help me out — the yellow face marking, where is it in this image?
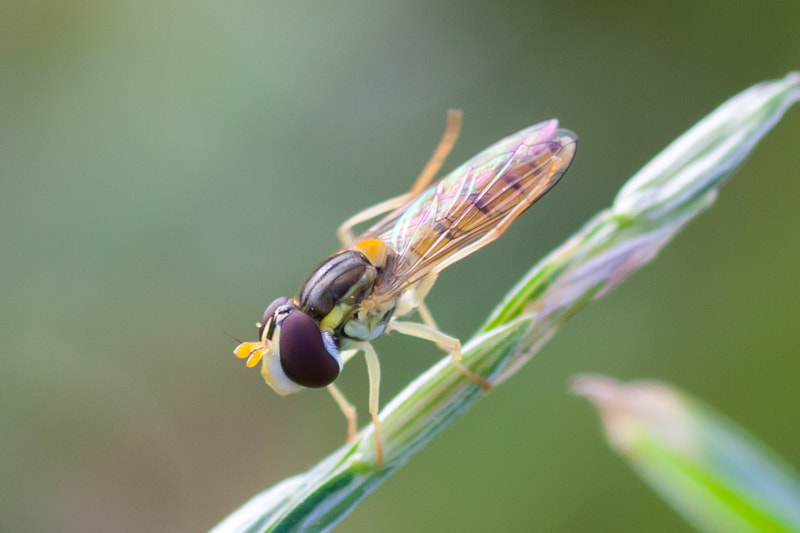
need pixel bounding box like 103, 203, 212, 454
353, 238, 387, 268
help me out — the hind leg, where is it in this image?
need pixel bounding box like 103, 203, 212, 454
337, 110, 463, 246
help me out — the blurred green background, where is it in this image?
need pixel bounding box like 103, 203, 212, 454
2, 1, 798, 531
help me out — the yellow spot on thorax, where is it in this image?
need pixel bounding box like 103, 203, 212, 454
353, 238, 387, 268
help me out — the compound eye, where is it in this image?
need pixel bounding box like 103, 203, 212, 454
279, 311, 340, 388
258, 296, 290, 338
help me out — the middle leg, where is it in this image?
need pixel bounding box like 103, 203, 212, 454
387, 320, 492, 391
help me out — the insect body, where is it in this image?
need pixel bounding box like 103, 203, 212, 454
235, 111, 577, 465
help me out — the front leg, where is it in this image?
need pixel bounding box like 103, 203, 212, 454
327, 383, 357, 444
354, 341, 385, 466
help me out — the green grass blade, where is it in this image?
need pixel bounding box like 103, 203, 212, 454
213, 72, 800, 532
574, 376, 800, 533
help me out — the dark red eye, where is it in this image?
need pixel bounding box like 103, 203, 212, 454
279, 311, 340, 388
258, 297, 290, 338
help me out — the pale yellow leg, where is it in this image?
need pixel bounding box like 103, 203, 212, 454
412, 274, 447, 349
327, 383, 357, 443
358, 342, 385, 466
393, 272, 439, 318
337, 194, 412, 246
340, 348, 360, 365
415, 301, 439, 331
411, 272, 438, 305
407, 109, 463, 196
336, 109, 463, 246
394, 272, 448, 349
387, 320, 492, 391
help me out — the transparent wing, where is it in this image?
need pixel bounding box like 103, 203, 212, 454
355, 120, 578, 298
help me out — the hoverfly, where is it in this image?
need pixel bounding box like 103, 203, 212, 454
235, 111, 577, 465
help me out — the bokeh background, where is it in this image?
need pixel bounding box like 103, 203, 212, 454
2, 1, 799, 531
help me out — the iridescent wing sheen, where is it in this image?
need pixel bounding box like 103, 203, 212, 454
356, 120, 577, 298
